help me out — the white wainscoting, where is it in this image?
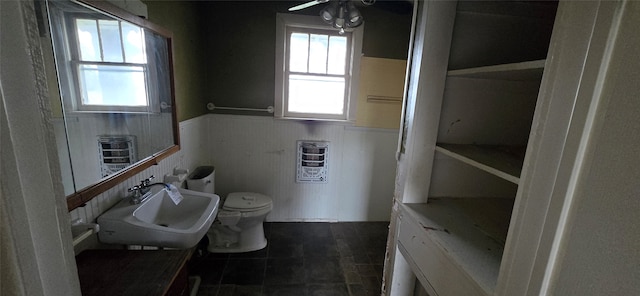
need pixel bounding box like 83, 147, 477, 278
68, 112, 398, 251
207, 114, 398, 222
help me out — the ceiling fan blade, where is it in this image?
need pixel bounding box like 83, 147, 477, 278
288, 0, 328, 12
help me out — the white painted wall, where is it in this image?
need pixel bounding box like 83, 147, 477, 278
339, 126, 398, 221
207, 114, 397, 222
1, 1, 80, 294
547, 2, 640, 293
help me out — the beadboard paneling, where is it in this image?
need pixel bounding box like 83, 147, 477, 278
69, 113, 398, 252
208, 114, 398, 222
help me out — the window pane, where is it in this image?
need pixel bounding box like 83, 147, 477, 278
75, 19, 101, 62
328, 36, 347, 75
78, 64, 147, 106
288, 74, 344, 114
289, 33, 308, 72
98, 20, 123, 63
121, 22, 146, 63
308, 34, 328, 74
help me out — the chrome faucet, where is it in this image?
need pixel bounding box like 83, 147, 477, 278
127, 175, 169, 204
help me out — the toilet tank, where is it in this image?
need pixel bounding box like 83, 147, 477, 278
186, 166, 215, 194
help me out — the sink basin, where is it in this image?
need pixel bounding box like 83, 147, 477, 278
97, 188, 219, 248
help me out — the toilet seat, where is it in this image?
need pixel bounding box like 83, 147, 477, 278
223, 192, 272, 212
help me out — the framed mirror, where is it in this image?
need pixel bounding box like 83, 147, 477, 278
45, 0, 179, 211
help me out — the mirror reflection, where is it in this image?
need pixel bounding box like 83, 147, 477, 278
46, 0, 176, 197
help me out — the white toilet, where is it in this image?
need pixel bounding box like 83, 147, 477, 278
207, 192, 272, 253
184, 166, 272, 253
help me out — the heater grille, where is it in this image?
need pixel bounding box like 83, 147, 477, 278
97, 135, 137, 177
296, 140, 329, 183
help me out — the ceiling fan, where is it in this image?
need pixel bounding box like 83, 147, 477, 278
288, 0, 331, 12
288, 0, 377, 33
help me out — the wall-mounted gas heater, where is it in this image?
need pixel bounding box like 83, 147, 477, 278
97, 135, 137, 177
296, 140, 329, 183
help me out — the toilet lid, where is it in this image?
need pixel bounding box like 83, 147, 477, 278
223, 192, 272, 211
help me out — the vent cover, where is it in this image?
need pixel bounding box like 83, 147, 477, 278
97, 135, 137, 177
296, 140, 329, 183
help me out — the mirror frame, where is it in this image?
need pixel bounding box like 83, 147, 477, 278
63, 0, 180, 211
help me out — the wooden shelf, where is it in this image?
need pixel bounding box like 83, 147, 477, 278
447, 59, 545, 81
399, 198, 515, 295
435, 143, 525, 184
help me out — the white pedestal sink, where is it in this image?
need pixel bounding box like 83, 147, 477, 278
97, 187, 219, 248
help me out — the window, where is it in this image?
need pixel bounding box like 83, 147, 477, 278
72, 18, 148, 111
69, 17, 152, 112
275, 14, 363, 121
51, 11, 157, 113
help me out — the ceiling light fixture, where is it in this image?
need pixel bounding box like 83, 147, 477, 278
289, 0, 375, 34
319, 0, 364, 34
320, 0, 364, 34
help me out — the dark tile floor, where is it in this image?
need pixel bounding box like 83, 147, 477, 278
189, 222, 389, 296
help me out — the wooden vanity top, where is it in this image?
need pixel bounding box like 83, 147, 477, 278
75, 249, 190, 296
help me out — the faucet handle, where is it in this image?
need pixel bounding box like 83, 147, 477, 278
140, 175, 155, 187
128, 185, 142, 192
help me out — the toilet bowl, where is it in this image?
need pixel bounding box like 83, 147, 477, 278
207, 192, 272, 253
183, 166, 272, 253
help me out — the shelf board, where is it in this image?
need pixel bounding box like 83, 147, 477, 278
435, 143, 525, 184
401, 197, 515, 295
447, 59, 545, 81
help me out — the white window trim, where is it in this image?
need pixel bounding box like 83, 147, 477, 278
55, 12, 159, 114
275, 13, 363, 122
70, 16, 154, 113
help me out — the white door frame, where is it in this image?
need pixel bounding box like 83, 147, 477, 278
1, 1, 80, 295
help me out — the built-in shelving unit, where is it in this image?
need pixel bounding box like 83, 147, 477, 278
393, 1, 559, 295
434, 59, 545, 185
435, 143, 525, 184
447, 59, 545, 81
399, 197, 514, 295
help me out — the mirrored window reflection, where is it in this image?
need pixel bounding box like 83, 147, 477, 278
78, 64, 147, 106
47, 0, 177, 197
122, 22, 146, 63
75, 19, 101, 61
98, 20, 123, 62
74, 18, 148, 109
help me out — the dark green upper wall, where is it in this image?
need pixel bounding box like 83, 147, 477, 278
144, 0, 207, 122
359, 1, 414, 59
204, 1, 413, 115
144, 1, 412, 118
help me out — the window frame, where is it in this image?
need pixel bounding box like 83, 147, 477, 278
60, 12, 158, 113
275, 13, 363, 121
